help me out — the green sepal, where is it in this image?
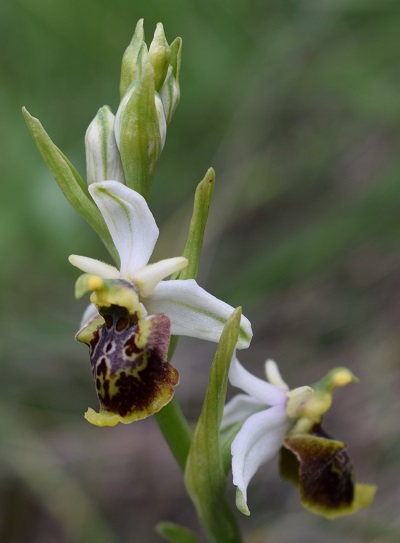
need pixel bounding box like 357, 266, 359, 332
184, 308, 242, 543
116, 62, 163, 198
156, 522, 201, 543
281, 430, 376, 519
169, 37, 182, 81
148, 23, 170, 92
22, 108, 118, 263
119, 19, 148, 99
174, 168, 215, 281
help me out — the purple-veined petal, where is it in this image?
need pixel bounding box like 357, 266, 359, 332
69, 255, 120, 279
229, 357, 287, 406
222, 393, 263, 428
89, 181, 159, 274
131, 257, 188, 297
231, 405, 289, 515
145, 279, 252, 349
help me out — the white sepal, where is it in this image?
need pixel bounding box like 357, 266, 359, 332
89, 181, 159, 275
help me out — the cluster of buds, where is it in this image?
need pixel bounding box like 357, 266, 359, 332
85, 19, 181, 197
23, 21, 252, 427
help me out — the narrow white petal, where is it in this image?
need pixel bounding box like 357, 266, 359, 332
231, 405, 289, 515
265, 359, 289, 390
229, 357, 287, 406
68, 254, 120, 279
80, 303, 100, 328
145, 279, 252, 348
131, 257, 188, 297
89, 181, 159, 274
222, 393, 263, 429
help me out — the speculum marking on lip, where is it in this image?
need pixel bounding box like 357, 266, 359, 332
80, 303, 178, 421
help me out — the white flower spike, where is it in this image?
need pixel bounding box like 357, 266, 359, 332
69, 180, 253, 348
222, 357, 376, 519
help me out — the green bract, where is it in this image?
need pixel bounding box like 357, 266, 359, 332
185, 309, 243, 543
22, 107, 118, 262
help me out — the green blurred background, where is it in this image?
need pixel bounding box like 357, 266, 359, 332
1, 0, 399, 541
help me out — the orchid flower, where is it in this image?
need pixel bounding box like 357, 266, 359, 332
222, 356, 376, 519
69, 180, 252, 427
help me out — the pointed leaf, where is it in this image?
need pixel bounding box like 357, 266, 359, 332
156, 522, 200, 543
22, 108, 117, 262
184, 308, 243, 543
169, 37, 182, 80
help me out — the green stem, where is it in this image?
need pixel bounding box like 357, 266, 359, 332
155, 397, 192, 471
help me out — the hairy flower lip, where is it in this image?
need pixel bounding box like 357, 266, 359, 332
77, 308, 179, 427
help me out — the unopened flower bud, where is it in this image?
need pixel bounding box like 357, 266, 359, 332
85, 106, 125, 184
160, 37, 181, 124
148, 23, 170, 92
115, 62, 166, 197
120, 19, 148, 98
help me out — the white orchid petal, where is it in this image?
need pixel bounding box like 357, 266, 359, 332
68, 254, 120, 279
229, 357, 287, 406
89, 181, 159, 274
145, 279, 252, 348
131, 257, 188, 297
265, 359, 289, 390
222, 393, 263, 429
231, 405, 289, 515
80, 303, 100, 328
